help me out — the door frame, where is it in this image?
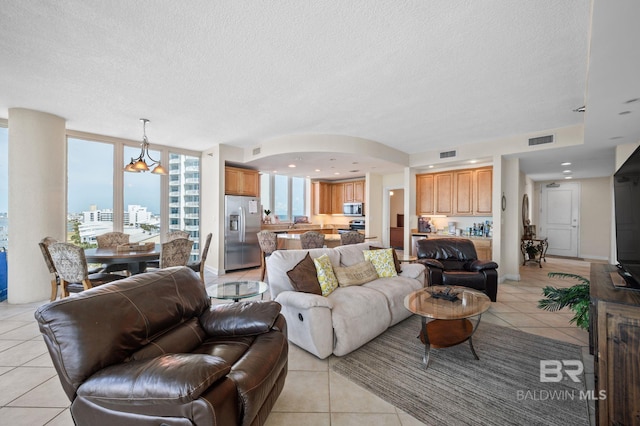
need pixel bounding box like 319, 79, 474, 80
539, 181, 581, 258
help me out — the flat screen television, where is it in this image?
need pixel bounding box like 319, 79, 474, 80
613, 144, 640, 289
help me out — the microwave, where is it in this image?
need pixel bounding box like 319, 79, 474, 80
343, 202, 364, 216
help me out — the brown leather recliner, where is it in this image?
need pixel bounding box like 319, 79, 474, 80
416, 238, 498, 302
34, 267, 288, 426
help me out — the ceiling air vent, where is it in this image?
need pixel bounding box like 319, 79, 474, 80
528, 135, 554, 146
439, 150, 457, 159
252, 147, 261, 156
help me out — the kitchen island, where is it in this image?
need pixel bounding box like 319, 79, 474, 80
276, 233, 342, 250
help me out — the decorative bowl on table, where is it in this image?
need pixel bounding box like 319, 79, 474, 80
429, 287, 460, 302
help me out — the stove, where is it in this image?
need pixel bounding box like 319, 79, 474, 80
336, 220, 365, 234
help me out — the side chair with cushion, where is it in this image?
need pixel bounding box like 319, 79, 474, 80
257, 230, 278, 281
300, 231, 325, 249
39, 237, 103, 301
96, 231, 131, 275
415, 237, 499, 302
340, 231, 365, 245
161, 238, 194, 268
187, 232, 212, 283
166, 230, 190, 241
47, 242, 125, 297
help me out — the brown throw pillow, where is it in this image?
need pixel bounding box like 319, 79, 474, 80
286, 252, 322, 295
334, 261, 379, 287
369, 245, 402, 273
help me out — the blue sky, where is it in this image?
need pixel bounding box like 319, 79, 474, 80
0, 134, 159, 215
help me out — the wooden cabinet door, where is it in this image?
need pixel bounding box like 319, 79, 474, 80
343, 182, 354, 202
353, 180, 365, 202
454, 170, 473, 215
435, 172, 453, 215
312, 182, 332, 215
225, 168, 241, 195
225, 167, 259, 196
416, 174, 435, 215
331, 183, 344, 214
475, 168, 493, 214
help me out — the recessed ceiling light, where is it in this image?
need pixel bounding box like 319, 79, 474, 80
564, 176, 573, 179
330, 158, 336, 161
561, 162, 571, 166
349, 170, 360, 173
334, 172, 340, 175
563, 170, 572, 174
272, 170, 278, 173
352, 162, 359, 165
314, 169, 321, 172
288, 164, 296, 168
428, 165, 434, 169
469, 160, 478, 164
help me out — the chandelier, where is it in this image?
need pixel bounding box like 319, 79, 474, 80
124, 119, 167, 174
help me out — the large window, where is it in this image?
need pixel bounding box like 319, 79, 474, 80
261, 174, 307, 222
67, 138, 114, 246
124, 145, 161, 243
66, 136, 201, 258
0, 126, 7, 250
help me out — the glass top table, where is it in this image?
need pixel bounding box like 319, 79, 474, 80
206, 280, 269, 302
404, 286, 491, 368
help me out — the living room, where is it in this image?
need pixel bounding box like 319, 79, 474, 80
0, 1, 639, 425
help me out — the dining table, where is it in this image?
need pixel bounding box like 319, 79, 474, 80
84, 243, 161, 275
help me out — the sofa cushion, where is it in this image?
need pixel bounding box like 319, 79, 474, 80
267, 248, 339, 299
314, 254, 339, 296
334, 261, 378, 287
369, 245, 402, 273
286, 252, 322, 295
334, 241, 378, 267
364, 248, 398, 278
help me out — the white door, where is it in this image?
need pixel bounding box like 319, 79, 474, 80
540, 182, 580, 257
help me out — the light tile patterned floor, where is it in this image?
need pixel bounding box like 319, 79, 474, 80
0, 257, 596, 425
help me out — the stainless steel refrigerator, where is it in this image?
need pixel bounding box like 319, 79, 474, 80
224, 195, 262, 271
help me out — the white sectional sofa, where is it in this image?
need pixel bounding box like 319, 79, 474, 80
267, 242, 425, 359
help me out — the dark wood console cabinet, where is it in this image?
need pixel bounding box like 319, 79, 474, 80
590, 263, 640, 425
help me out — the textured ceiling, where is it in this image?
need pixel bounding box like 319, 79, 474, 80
0, 1, 637, 181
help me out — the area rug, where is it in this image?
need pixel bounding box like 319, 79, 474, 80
331, 315, 589, 426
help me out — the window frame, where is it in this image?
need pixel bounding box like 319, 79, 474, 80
261, 173, 308, 222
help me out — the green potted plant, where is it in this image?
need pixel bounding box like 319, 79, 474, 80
524, 240, 539, 259
537, 272, 590, 330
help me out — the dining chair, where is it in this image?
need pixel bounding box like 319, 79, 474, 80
340, 231, 365, 245
300, 231, 325, 249
47, 242, 125, 297
257, 230, 277, 281
166, 230, 190, 241
96, 231, 131, 275
187, 233, 212, 283
160, 238, 194, 268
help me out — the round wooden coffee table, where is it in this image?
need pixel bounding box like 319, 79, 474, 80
404, 286, 491, 368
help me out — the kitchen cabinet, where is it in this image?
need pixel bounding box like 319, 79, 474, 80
225, 166, 259, 196
590, 263, 640, 425
454, 169, 473, 215
416, 167, 492, 216
331, 183, 345, 214
416, 174, 434, 215
312, 181, 332, 215
343, 180, 365, 203
475, 167, 493, 214
435, 172, 453, 215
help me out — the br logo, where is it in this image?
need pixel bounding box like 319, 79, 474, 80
540, 360, 583, 383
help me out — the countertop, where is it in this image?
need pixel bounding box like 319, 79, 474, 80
410, 231, 492, 240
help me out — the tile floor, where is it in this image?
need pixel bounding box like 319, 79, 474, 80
0, 256, 596, 425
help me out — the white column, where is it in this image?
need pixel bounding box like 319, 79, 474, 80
8, 108, 66, 303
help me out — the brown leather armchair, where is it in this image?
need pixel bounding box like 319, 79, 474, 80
416, 238, 498, 302
35, 267, 288, 426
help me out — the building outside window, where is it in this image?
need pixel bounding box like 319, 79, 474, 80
168, 153, 201, 262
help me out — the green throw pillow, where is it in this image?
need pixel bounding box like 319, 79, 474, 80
313, 254, 339, 296
363, 248, 398, 278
